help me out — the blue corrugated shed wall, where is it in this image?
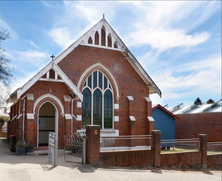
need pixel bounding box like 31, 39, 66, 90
152, 107, 175, 146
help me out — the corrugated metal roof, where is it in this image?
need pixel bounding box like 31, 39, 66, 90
185, 104, 211, 114
167, 99, 222, 114
203, 99, 222, 113
171, 106, 190, 114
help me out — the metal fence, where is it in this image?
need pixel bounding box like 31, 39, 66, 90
64, 133, 86, 164
100, 135, 152, 152
161, 138, 200, 153
207, 142, 222, 155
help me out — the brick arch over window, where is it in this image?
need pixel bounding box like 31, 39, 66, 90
77, 63, 120, 101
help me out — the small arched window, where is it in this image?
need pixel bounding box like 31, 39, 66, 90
82, 70, 113, 129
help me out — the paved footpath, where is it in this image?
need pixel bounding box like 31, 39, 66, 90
0, 138, 221, 181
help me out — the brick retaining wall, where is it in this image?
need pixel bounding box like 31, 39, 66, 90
100, 149, 153, 167
161, 151, 201, 167
207, 154, 222, 167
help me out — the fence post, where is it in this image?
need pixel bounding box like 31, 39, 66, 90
199, 134, 207, 168
86, 125, 100, 166
151, 130, 161, 167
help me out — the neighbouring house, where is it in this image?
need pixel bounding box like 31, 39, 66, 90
169, 99, 222, 142
6, 17, 161, 150
152, 104, 180, 148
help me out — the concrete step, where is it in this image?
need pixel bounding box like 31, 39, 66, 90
35, 146, 48, 151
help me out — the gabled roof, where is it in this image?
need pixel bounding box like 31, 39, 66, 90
152, 104, 180, 121
7, 62, 83, 103
8, 17, 161, 104
53, 17, 161, 97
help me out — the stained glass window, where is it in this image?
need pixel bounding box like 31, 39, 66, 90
104, 90, 112, 128
93, 71, 97, 89
88, 75, 92, 88
82, 88, 91, 129
82, 70, 113, 129
93, 89, 102, 127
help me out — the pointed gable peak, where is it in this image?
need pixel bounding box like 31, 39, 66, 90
77, 17, 125, 51
54, 18, 161, 97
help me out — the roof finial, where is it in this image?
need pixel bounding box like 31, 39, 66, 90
50, 55, 55, 61
103, 14, 105, 19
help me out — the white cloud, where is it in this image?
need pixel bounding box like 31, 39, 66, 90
3, 49, 50, 95
30, 41, 41, 50
125, 1, 219, 31
74, 2, 101, 25
63, 1, 116, 25
173, 56, 220, 73
187, 1, 222, 31
127, 28, 209, 51
48, 27, 75, 49
120, 1, 217, 51
145, 1, 203, 29
47, 1, 119, 49
151, 56, 221, 105
0, 18, 18, 39
16, 50, 48, 61
40, 1, 57, 8
9, 50, 49, 68
46, 1, 215, 51
10, 72, 37, 94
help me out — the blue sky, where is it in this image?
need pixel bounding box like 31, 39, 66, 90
0, 1, 221, 107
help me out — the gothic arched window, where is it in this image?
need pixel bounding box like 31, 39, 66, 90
82, 70, 113, 129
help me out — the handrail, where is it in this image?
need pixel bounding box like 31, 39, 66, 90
207, 142, 222, 146
101, 135, 152, 138
101, 135, 152, 140
161, 138, 200, 143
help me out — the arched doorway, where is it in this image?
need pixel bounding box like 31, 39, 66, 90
38, 102, 56, 147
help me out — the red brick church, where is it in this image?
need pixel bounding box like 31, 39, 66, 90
7, 17, 161, 150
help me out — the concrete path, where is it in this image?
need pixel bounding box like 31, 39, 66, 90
0, 138, 221, 181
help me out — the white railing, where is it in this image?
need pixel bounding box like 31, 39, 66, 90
100, 135, 152, 152
161, 138, 200, 152
207, 142, 222, 154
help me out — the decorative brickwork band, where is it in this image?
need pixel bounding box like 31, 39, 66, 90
199, 134, 207, 168
86, 125, 100, 166
152, 130, 161, 167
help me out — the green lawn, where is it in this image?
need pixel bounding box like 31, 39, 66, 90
161, 147, 222, 155
207, 150, 222, 155
161, 148, 198, 154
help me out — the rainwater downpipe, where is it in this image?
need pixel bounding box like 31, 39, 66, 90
21, 95, 27, 142
71, 99, 73, 138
